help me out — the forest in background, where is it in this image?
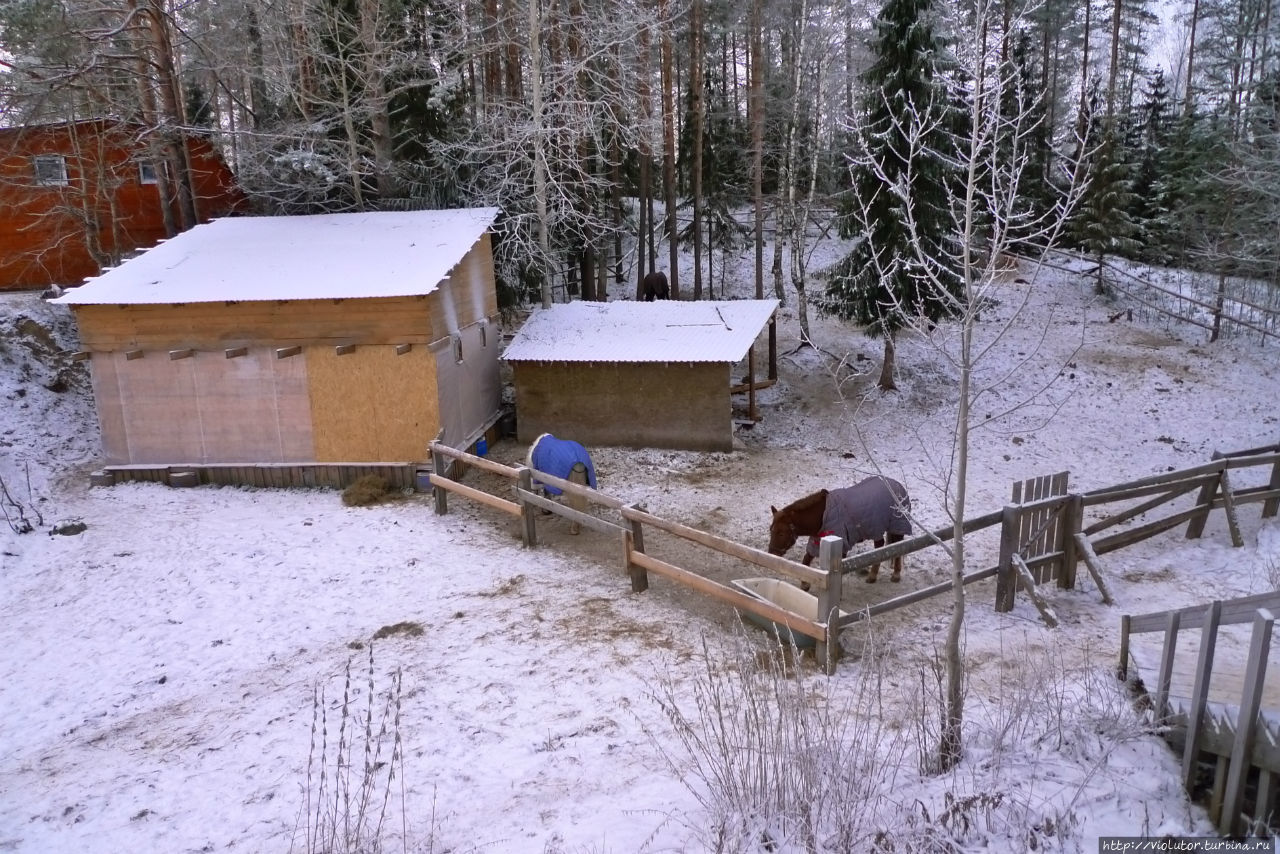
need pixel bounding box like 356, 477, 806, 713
1, 0, 1277, 318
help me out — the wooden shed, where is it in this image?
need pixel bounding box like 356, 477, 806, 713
504, 299, 779, 452
56, 208, 503, 487
0, 120, 244, 291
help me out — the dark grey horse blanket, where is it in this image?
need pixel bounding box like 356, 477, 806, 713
805, 476, 911, 561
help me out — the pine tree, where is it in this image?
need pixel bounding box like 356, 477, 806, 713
1070, 127, 1141, 293
823, 0, 962, 391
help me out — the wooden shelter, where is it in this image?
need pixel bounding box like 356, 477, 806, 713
504, 299, 779, 452
56, 208, 503, 486
0, 120, 244, 292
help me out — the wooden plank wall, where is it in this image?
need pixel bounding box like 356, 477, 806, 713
72, 294, 437, 350
1012, 471, 1069, 583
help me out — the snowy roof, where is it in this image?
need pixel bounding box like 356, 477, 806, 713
54, 208, 501, 305
503, 299, 779, 363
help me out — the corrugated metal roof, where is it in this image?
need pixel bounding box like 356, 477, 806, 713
503, 299, 780, 363
55, 208, 501, 305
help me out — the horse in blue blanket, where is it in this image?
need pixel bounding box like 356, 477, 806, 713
525, 433, 597, 496
767, 476, 912, 582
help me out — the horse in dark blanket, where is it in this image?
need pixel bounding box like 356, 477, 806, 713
642, 271, 669, 301
767, 476, 912, 583
525, 433, 597, 496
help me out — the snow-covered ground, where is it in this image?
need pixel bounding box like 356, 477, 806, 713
2, 235, 1279, 853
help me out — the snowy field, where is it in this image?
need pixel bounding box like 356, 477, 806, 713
2, 239, 1279, 853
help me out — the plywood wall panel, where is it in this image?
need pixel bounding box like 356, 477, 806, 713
186, 350, 315, 462
306, 345, 439, 462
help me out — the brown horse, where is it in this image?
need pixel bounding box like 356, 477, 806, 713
767, 477, 912, 583
642, 270, 669, 301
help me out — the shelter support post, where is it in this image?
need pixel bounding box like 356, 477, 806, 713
747, 345, 757, 422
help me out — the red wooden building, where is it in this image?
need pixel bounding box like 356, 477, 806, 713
0, 120, 245, 292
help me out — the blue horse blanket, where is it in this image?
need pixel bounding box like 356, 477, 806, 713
526, 434, 597, 496
805, 476, 911, 561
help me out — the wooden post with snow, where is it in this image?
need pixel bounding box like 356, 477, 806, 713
815, 535, 843, 674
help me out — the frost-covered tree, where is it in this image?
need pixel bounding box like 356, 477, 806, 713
822, 0, 964, 390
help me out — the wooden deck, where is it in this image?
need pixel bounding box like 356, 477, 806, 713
1130, 626, 1280, 712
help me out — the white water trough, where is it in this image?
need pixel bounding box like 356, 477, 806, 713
731, 577, 849, 649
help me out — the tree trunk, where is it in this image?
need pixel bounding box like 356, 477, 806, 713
1106, 0, 1122, 124
878, 332, 897, 391
636, 22, 652, 299
691, 0, 704, 300
530, 0, 551, 307
660, 0, 679, 298
750, 0, 765, 300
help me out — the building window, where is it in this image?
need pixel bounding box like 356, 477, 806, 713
138, 162, 159, 185
480, 324, 487, 348
452, 334, 463, 363
33, 155, 68, 186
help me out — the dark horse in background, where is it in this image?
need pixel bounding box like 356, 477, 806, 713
642, 271, 670, 301
767, 476, 912, 583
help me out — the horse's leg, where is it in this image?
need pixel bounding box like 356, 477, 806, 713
866, 538, 883, 583
884, 532, 905, 581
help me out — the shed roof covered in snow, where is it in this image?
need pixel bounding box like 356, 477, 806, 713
503, 299, 779, 364
55, 208, 501, 305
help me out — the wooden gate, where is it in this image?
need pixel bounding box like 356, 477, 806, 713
996, 471, 1079, 619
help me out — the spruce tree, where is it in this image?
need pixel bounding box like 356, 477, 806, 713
1070, 127, 1141, 293
823, 0, 962, 390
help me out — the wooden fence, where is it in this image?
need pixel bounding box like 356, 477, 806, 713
1120, 592, 1280, 836
428, 441, 848, 672
429, 439, 1280, 673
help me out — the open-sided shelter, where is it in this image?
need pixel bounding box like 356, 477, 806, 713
56, 208, 503, 487
504, 299, 779, 452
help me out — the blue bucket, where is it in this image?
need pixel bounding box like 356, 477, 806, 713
475, 438, 489, 456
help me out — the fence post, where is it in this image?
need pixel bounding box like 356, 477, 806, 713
816, 535, 843, 675
516, 467, 538, 548
1221, 608, 1275, 836
1186, 451, 1225, 539
1118, 614, 1132, 679
624, 503, 648, 593
1217, 468, 1244, 547
1154, 610, 1181, 724
1264, 455, 1280, 518
1183, 600, 1222, 794
995, 504, 1020, 612
431, 445, 448, 515
1059, 494, 1082, 590
567, 462, 588, 535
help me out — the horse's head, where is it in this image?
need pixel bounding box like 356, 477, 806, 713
767, 505, 799, 557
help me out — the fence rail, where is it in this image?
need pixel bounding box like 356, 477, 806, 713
429, 439, 1280, 674
1121, 592, 1280, 835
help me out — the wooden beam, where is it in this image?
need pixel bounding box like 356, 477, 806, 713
1073, 533, 1115, 605
395, 343, 412, 355
224, 347, 248, 359
70, 350, 91, 362
1154, 609, 1181, 722
124, 349, 144, 361
1221, 609, 1275, 835
335, 344, 356, 356
429, 473, 521, 517
1218, 468, 1244, 547
1011, 554, 1058, 628
168, 348, 194, 361
514, 487, 624, 537
275, 346, 302, 359
1183, 601, 1222, 793
620, 504, 826, 588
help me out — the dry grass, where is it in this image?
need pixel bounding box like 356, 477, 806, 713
342, 475, 396, 507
